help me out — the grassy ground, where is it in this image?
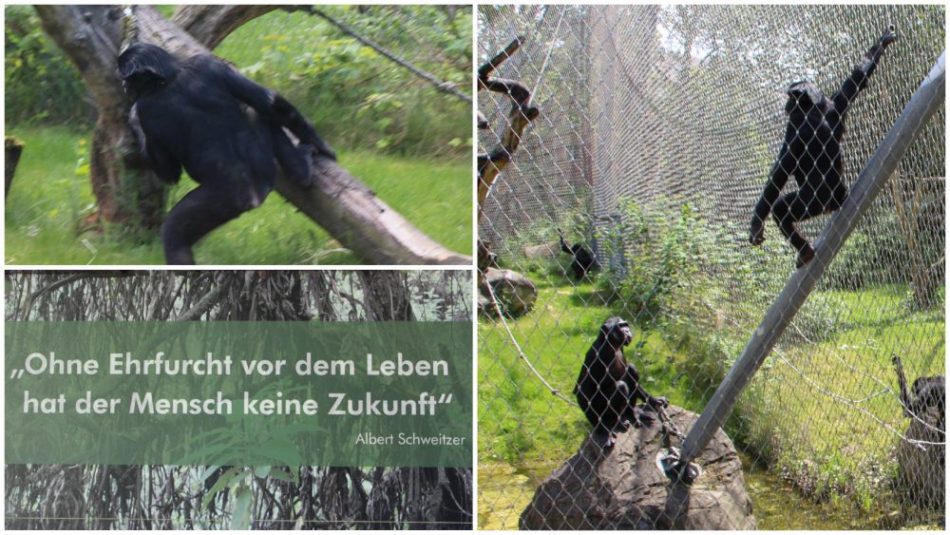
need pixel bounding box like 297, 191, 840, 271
478, 276, 944, 528
741, 285, 944, 508
5, 127, 471, 264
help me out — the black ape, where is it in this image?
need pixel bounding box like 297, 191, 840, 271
117, 43, 336, 265
893, 355, 945, 423
574, 317, 666, 448
750, 27, 896, 268
558, 229, 600, 279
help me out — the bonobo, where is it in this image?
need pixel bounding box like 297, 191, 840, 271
558, 228, 600, 279
117, 43, 336, 265
892, 355, 945, 424
750, 26, 897, 268
574, 316, 667, 448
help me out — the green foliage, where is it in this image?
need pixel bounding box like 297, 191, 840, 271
498, 209, 592, 279
4, 6, 91, 127
215, 6, 471, 157
5, 7, 472, 157
826, 211, 908, 289
597, 199, 705, 321
5, 127, 471, 264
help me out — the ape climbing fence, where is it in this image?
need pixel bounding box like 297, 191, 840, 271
477, 5, 944, 530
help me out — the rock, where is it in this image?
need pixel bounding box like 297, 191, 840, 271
520, 406, 755, 530
523, 242, 559, 260
895, 404, 945, 510
478, 268, 537, 318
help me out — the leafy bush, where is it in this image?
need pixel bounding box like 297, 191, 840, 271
5, 6, 92, 127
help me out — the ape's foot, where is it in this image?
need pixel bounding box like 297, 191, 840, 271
594, 428, 618, 449
634, 405, 657, 427
165, 250, 196, 265
749, 222, 765, 246
795, 245, 815, 268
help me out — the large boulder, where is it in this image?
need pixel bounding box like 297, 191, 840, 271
478, 268, 537, 318
520, 406, 755, 530
523, 241, 559, 260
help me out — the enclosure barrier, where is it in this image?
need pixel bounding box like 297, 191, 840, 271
478, 5, 945, 530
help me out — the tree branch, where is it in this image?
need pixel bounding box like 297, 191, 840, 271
296, 7, 472, 104
477, 37, 539, 216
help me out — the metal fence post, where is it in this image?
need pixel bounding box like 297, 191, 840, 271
680, 51, 946, 466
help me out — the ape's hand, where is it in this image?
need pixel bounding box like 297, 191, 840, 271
879, 25, 897, 48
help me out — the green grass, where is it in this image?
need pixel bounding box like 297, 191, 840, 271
740, 285, 944, 507
5, 127, 471, 264
479, 275, 944, 525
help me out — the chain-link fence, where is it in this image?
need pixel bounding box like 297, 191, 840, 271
478, 5, 944, 529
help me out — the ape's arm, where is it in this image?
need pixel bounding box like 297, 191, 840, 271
892, 355, 914, 418
147, 141, 183, 184
130, 105, 181, 183
201, 56, 336, 160
831, 26, 896, 114
750, 128, 798, 239
558, 229, 573, 255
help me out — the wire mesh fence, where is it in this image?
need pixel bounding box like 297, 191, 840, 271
477, 5, 944, 529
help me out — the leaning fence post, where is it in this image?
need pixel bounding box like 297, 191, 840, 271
679, 51, 946, 467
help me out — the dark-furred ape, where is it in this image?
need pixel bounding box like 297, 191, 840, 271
558, 228, 600, 279
892, 355, 945, 425
117, 43, 336, 265
574, 317, 667, 448
749, 26, 897, 268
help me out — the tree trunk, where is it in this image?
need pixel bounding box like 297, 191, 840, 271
35, 5, 167, 228
5, 137, 23, 197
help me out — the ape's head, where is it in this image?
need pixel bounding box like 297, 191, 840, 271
600, 317, 633, 348
785, 81, 825, 114
117, 43, 181, 99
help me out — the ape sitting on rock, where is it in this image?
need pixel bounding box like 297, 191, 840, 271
575, 316, 667, 448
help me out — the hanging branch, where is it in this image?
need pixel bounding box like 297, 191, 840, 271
296, 7, 472, 104
477, 36, 540, 219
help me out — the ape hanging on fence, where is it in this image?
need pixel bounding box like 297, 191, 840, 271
118, 43, 336, 265
575, 317, 667, 448
749, 26, 897, 268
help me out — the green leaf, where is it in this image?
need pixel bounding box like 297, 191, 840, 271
231, 485, 253, 530
253, 465, 271, 478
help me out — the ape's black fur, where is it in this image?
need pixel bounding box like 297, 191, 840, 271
893, 355, 945, 423
574, 317, 666, 447
750, 27, 896, 268
118, 43, 335, 264
559, 229, 600, 279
